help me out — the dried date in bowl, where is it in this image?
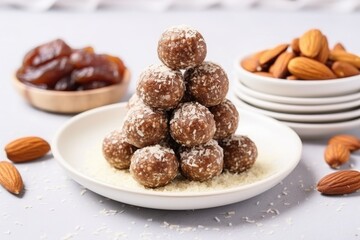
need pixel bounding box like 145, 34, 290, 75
14, 39, 131, 113
16, 39, 127, 91
12, 69, 131, 114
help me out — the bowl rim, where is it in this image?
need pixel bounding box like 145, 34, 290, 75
13, 68, 131, 96
234, 78, 360, 105
234, 55, 360, 85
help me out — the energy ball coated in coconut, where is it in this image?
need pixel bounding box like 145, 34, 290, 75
184, 61, 229, 107
123, 105, 168, 148
130, 145, 179, 188
219, 135, 258, 174
157, 25, 207, 70
127, 93, 145, 110
170, 102, 216, 147
137, 64, 185, 110
179, 140, 223, 181
102, 130, 137, 170
209, 99, 239, 140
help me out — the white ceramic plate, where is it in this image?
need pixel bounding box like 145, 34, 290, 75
233, 85, 360, 114
233, 97, 360, 123
282, 118, 360, 138
234, 57, 360, 97
52, 102, 302, 210
234, 79, 360, 105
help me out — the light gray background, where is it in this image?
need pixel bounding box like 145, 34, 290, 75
0, 9, 360, 240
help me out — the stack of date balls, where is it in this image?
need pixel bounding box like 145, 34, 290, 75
102, 25, 258, 188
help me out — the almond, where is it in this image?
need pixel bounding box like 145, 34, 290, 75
331, 61, 360, 78
258, 44, 288, 66
0, 161, 24, 195
288, 57, 337, 80
317, 170, 360, 195
291, 38, 300, 55
299, 29, 323, 58
324, 143, 350, 168
271, 52, 296, 78
328, 134, 360, 152
5, 136, 51, 163
315, 35, 329, 63
241, 57, 259, 73
240, 51, 266, 72
329, 50, 360, 68
333, 42, 346, 51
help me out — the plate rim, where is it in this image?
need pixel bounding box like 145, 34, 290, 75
52, 102, 302, 199
232, 96, 360, 123
234, 79, 360, 105
233, 85, 360, 114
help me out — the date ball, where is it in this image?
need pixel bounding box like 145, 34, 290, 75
184, 61, 229, 107
130, 145, 179, 188
157, 25, 207, 70
179, 140, 223, 181
123, 105, 168, 148
219, 135, 258, 174
102, 130, 137, 169
137, 64, 185, 110
127, 93, 145, 110
170, 102, 216, 147
209, 99, 239, 140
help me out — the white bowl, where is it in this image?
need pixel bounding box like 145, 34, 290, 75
234, 79, 360, 105
234, 57, 360, 98
233, 85, 360, 114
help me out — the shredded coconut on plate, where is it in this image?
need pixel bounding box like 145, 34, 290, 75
83, 141, 274, 193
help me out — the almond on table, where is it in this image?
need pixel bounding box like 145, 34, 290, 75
317, 170, 360, 195
0, 161, 24, 195
5, 136, 51, 163
328, 134, 360, 152
324, 143, 350, 169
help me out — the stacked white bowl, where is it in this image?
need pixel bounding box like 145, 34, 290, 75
232, 58, 360, 138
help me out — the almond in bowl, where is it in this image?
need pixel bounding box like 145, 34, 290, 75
236, 29, 360, 98
14, 39, 130, 114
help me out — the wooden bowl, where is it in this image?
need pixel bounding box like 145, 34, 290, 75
13, 69, 131, 114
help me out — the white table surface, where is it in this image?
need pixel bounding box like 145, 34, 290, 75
1, 9, 360, 240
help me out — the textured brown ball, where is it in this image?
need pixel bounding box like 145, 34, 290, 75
123, 105, 168, 148
137, 64, 185, 110
130, 145, 179, 188
127, 93, 145, 110
184, 61, 229, 107
209, 99, 239, 140
219, 135, 258, 173
157, 25, 207, 70
170, 102, 216, 147
102, 130, 137, 169
179, 140, 223, 181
